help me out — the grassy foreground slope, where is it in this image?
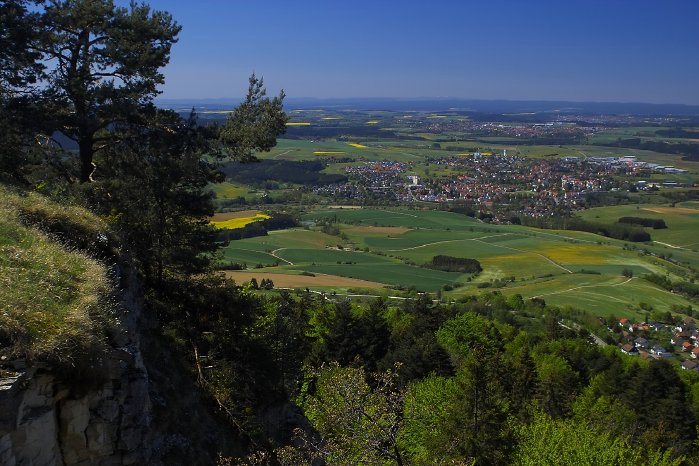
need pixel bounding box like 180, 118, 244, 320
0, 186, 114, 371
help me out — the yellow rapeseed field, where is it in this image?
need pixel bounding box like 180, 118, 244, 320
314, 151, 345, 155
211, 213, 270, 230
366, 120, 379, 124
348, 143, 367, 148
286, 122, 311, 126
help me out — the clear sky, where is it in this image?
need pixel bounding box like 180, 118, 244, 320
127, 0, 699, 104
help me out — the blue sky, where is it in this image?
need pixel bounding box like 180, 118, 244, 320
129, 0, 699, 104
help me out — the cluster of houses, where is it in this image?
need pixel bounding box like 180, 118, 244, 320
615, 317, 699, 372
312, 152, 690, 219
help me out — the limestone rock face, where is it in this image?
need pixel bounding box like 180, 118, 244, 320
0, 283, 155, 466
0, 345, 153, 466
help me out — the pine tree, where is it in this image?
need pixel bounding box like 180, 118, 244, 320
37, 0, 181, 182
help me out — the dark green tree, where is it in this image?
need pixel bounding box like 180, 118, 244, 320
0, 0, 41, 92
318, 299, 361, 366
37, 0, 181, 182
218, 73, 288, 161
534, 353, 578, 419
380, 294, 453, 382
316, 298, 390, 372
0, 0, 44, 180
436, 312, 515, 465
625, 360, 697, 455
354, 297, 390, 371
94, 107, 220, 285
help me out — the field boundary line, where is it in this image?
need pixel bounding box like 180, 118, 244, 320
653, 240, 689, 250
388, 211, 418, 218
386, 233, 511, 252
531, 277, 634, 299
273, 148, 297, 159
386, 238, 464, 252
270, 248, 294, 265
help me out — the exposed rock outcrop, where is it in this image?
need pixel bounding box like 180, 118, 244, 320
0, 305, 154, 466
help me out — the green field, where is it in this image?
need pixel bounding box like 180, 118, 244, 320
209, 181, 253, 200
217, 206, 699, 316
578, 203, 699, 253
259, 138, 435, 163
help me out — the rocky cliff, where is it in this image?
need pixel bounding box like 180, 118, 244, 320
0, 278, 155, 466
0, 186, 243, 466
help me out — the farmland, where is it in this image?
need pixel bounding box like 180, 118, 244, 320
219, 206, 699, 319
212, 106, 699, 321
211, 210, 270, 229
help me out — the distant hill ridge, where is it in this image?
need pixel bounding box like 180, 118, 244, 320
157, 97, 699, 116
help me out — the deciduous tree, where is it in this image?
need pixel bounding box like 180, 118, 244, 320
299, 363, 406, 465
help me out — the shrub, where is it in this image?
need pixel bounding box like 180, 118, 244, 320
423, 255, 482, 273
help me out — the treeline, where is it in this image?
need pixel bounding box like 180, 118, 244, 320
656, 128, 699, 139
608, 137, 699, 161
520, 216, 651, 242
583, 191, 632, 208
424, 254, 482, 273
644, 273, 699, 300
619, 216, 667, 229
221, 159, 346, 186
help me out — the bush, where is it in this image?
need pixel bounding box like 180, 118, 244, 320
423, 255, 482, 273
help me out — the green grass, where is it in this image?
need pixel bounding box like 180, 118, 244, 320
209, 181, 250, 199
0, 186, 113, 370
499, 274, 695, 318
220, 247, 280, 266
258, 138, 447, 164
306, 207, 481, 229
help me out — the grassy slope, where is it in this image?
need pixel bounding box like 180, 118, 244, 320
0, 186, 113, 367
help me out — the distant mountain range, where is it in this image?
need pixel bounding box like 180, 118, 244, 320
156, 97, 699, 116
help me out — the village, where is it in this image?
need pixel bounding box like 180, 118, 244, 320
611, 316, 699, 373
314, 152, 690, 220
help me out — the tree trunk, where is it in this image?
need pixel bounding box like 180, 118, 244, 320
78, 137, 94, 183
